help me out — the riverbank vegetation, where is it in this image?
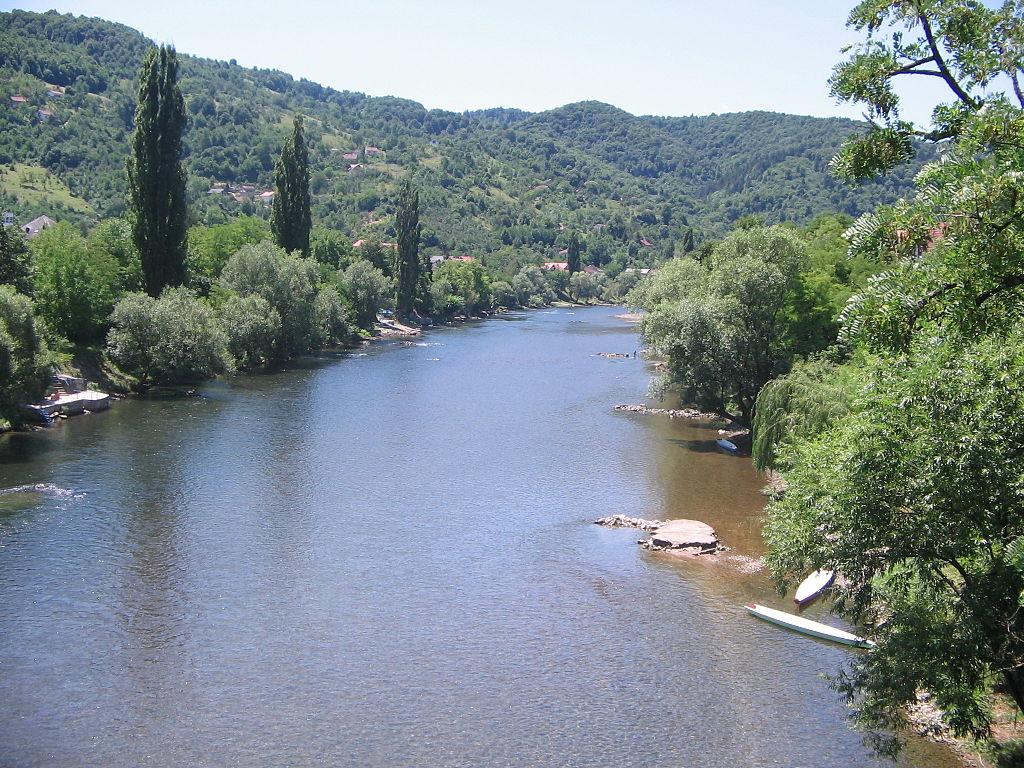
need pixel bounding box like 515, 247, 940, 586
0, 33, 641, 428
0, 8, 937, 427
628, 1, 1024, 761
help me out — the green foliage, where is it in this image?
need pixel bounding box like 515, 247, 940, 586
840, 104, 1024, 352
489, 279, 516, 308
353, 238, 391, 275
636, 226, 820, 426
311, 285, 351, 349
186, 216, 270, 291
393, 180, 421, 316
86, 218, 144, 293
762, 4, 1024, 755
828, 0, 1024, 180
218, 240, 345, 358
430, 259, 491, 317
218, 293, 279, 368
270, 114, 311, 256
511, 265, 555, 307
764, 331, 1024, 754
566, 231, 581, 274
0, 224, 32, 294
341, 260, 391, 329
106, 287, 233, 385
751, 356, 861, 472
600, 269, 639, 302
0, 284, 51, 425
568, 271, 604, 303
30, 222, 120, 342
126, 44, 188, 296
310, 228, 355, 270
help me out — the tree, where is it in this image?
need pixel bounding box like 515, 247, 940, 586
354, 237, 391, 275
187, 216, 270, 290
0, 285, 51, 427
760, 2, 1024, 757
764, 332, 1024, 756
393, 180, 421, 317
342, 260, 392, 329
126, 44, 188, 297
218, 294, 280, 369
271, 114, 311, 256
431, 259, 491, 317
566, 231, 582, 274
511, 265, 556, 307
310, 228, 355, 270
633, 226, 814, 427
839, 104, 1024, 353
107, 287, 233, 386
0, 225, 32, 295
87, 218, 144, 294
829, 0, 1024, 181
569, 271, 602, 303
219, 241, 348, 358
750, 356, 861, 472
30, 222, 120, 343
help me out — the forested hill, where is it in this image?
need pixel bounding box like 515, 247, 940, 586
0, 9, 929, 260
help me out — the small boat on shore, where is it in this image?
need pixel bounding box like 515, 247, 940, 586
743, 603, 873, 648
715, 438, 738, 454
794, 569, 835, 604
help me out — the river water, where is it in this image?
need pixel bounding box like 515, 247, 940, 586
0, 306, 958, 767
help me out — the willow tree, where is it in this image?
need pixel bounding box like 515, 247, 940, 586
126, 45, 187, 297
271, 114, 311, 257
633, 226, 813, 428
392, 180, 421, 317
750, 357, 860, 472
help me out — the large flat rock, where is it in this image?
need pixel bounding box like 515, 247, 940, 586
649, 519, 719, 550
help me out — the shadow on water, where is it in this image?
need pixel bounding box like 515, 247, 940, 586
666, 437, 723, 453
0, 429, 60, 464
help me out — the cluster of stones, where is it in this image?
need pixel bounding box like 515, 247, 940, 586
614, 404, 720, 420
593, 514, 664, 531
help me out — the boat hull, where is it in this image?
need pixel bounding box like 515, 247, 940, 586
744, 603, 872, 648
794, 569, 835, 604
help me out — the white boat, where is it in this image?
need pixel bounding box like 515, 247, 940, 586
743, 603, 873, 648
793, 569, 835, 604
715, 438, 738, 454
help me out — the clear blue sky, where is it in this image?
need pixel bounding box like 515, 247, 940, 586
4, 0, 958, 125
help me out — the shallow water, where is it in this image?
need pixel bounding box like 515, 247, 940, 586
0, 306, 958, 767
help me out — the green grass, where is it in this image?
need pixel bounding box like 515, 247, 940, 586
0, 163, 95, 215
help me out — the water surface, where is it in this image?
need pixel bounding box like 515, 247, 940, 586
0, 307, 957, 767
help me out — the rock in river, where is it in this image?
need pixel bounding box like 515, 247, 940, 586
645, 519, 721, 553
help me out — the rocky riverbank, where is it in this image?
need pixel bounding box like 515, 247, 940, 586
614, 404, 725, 420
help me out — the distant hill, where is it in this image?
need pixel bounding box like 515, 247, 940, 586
0, 9, 930, 265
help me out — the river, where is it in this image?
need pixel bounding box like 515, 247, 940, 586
0, 306, 959, 767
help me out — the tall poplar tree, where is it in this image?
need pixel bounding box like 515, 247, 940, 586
271, 115, 311, 257
566, 231, 581, 274
393, 180, 421, 317
126, 45, 187, 297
